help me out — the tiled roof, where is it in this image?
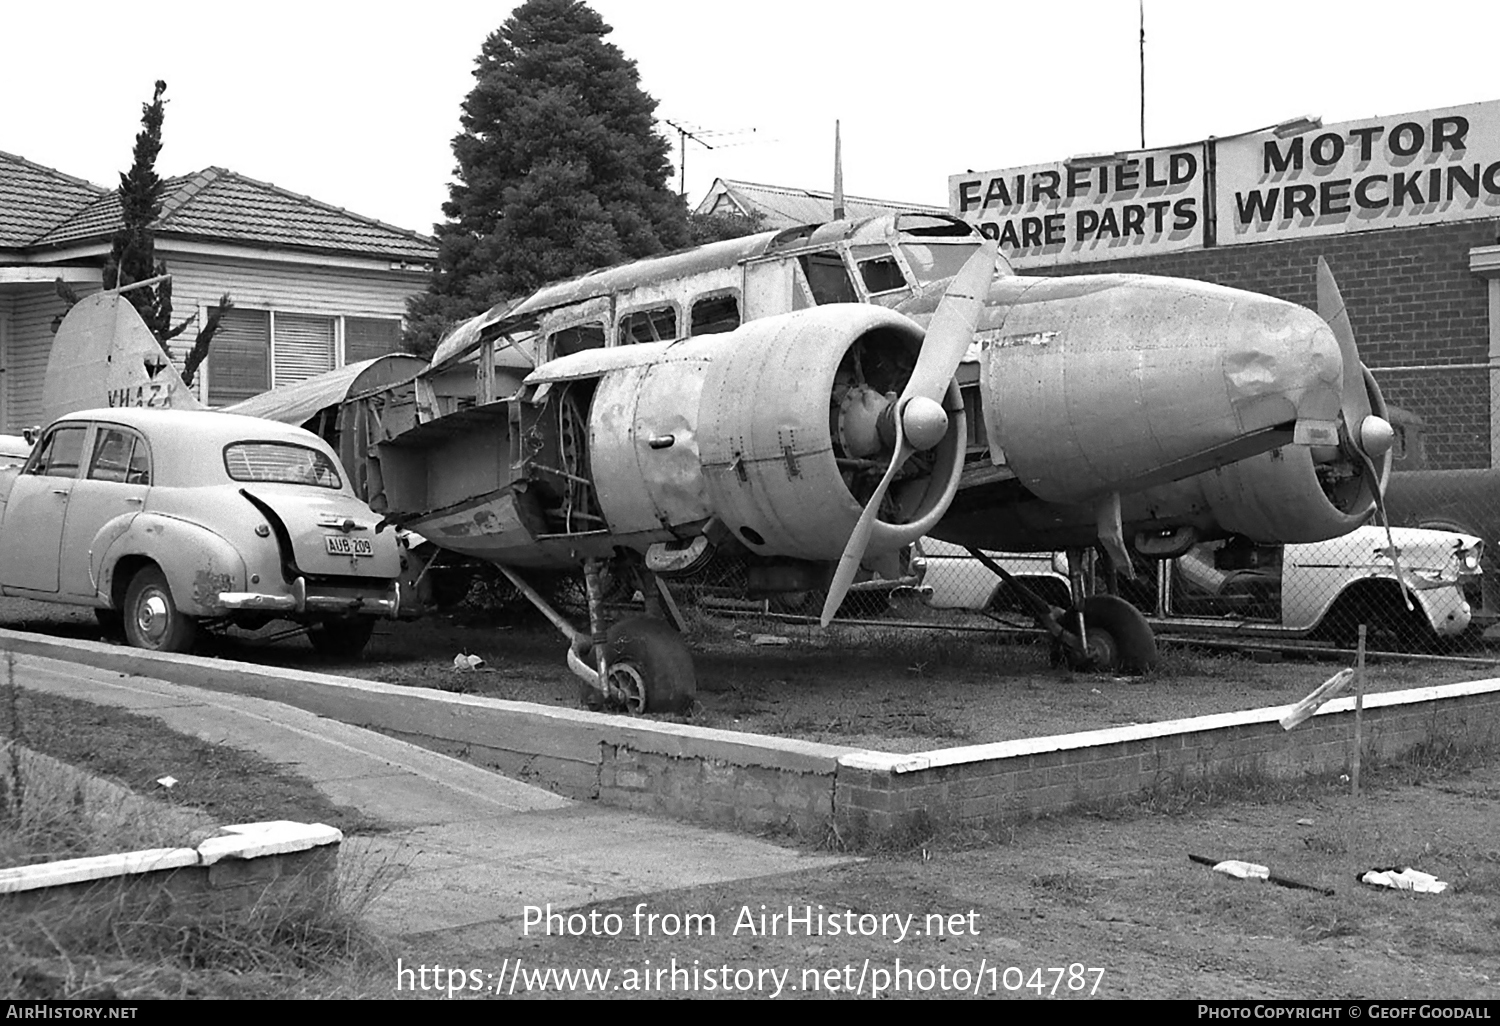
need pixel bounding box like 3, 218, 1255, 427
0, 151, 107, 249
696, 178, 945, 229
28, 166, 437, 262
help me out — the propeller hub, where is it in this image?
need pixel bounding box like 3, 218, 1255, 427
1359, 415, 1395, 458
901, 395, 949, 451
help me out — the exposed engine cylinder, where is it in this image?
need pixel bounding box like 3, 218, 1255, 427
687, 305, 966, 561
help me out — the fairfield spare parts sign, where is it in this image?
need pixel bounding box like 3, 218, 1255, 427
1216, 100, 1500, 244
948, 146, 1205, 269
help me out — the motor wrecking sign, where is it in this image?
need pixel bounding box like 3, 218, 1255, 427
948, 146, 1205, 268
1216, 100, 1500, 244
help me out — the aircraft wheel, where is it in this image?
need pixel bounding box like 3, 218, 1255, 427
1058, 595, 1157, 675
309, 618, 377, 659
604, 616, 697, 714
123, 567, 197, 653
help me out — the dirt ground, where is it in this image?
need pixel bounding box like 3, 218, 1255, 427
1, 596, 1496, 754
4, 598, 1499, 999
409, 755, 1500, 1000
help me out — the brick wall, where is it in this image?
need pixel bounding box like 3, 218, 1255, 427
1032, 219, 1500, 468
833, 680, 1500, 843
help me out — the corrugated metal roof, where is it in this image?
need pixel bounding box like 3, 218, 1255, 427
695, 178, 945, 229
0, 151, 107, 249
28, 166, 437, 262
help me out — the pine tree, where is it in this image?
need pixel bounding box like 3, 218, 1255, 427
406, 0, 689, 354
93, 80, 232, 387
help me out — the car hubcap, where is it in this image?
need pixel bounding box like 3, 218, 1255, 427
138, 593, 170, 642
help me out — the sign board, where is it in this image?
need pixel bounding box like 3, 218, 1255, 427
948, 146, 1205, 268
1215, 100, 1500, 245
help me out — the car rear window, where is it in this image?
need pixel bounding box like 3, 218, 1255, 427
223, 442, 343, 489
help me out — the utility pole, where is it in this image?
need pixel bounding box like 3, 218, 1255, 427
1139, 0, 1146, 149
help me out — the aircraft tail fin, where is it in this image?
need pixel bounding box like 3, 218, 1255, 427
41, 291, 205, 427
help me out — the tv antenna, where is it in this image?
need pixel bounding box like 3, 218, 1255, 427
662, 120, 759, 198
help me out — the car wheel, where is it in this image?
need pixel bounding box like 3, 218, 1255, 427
308, 618, 377, 659
602, 616, 696, 714
123, 567, 197, 653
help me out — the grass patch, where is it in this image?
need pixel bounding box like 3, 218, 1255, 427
0, 847, 398, 999
9, 690, 380, 834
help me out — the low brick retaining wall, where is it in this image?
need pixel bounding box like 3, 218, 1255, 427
5, 629, 1497, 844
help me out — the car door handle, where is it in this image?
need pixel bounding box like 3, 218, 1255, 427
51, 488, 68, 496
124, 497, 144, 505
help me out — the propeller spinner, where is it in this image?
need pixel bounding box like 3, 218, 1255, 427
819, 242, 999, 625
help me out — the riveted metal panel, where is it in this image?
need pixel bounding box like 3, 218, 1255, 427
589, 354, 714, 538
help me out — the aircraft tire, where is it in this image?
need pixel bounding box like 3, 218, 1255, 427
604, 616, 697, 714
1059, 595, 1158, 675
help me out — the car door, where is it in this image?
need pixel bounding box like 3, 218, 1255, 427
0, 423, 90, 593
59, 425, 152, 598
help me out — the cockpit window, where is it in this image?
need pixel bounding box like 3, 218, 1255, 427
798, 251, 859, 304
900, 243, 983, 285
857, 257, 907, 294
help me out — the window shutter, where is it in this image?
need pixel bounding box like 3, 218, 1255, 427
207, 309, 270, 405
345, 317, 401, 363
273, 314, 335, 387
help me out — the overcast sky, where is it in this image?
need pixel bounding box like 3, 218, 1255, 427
3, 1, 1495, 238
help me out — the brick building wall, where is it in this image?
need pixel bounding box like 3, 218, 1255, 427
1026, 218, 1500, 469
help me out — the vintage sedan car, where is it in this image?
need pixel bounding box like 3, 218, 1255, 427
915, 525, 1483, 650
0, 409, 403, 656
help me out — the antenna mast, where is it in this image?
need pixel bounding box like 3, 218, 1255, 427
664, 119, 714, 198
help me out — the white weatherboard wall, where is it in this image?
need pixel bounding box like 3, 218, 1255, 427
0, 250, 429, 431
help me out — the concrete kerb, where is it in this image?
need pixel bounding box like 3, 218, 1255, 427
5, 628, 1499, 844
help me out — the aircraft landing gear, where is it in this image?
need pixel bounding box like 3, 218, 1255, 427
497, 559, 697, 715
965, 545, 1158, 674
1055, 594, 1157, 675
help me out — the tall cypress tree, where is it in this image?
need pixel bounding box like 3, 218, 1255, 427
406, 0, 689, 354
93, 80, 231, 387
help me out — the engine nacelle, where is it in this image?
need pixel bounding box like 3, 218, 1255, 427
1196, 365, 1391, 544
683, 305, 966, 562
980, 274, 1344, 505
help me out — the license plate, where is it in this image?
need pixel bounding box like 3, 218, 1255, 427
325, 535, 374, 557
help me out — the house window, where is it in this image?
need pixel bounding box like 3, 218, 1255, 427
346, 317, 402, 363
207, 310, 404, 405
272, 313, 335, 387
207, 308, 271, 405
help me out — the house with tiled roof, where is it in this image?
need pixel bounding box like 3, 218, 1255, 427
694, 178, 945, 230
0, 151, 437, 432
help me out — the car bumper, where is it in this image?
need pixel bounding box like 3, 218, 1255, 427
217, 578, 402, 617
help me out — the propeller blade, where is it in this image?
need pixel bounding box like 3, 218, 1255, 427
821, 436, 913, 626
900, 241, 998, 405
1316, 257, 1371, 435
820, 242, 999, 626
1359, 449, 1414, 613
